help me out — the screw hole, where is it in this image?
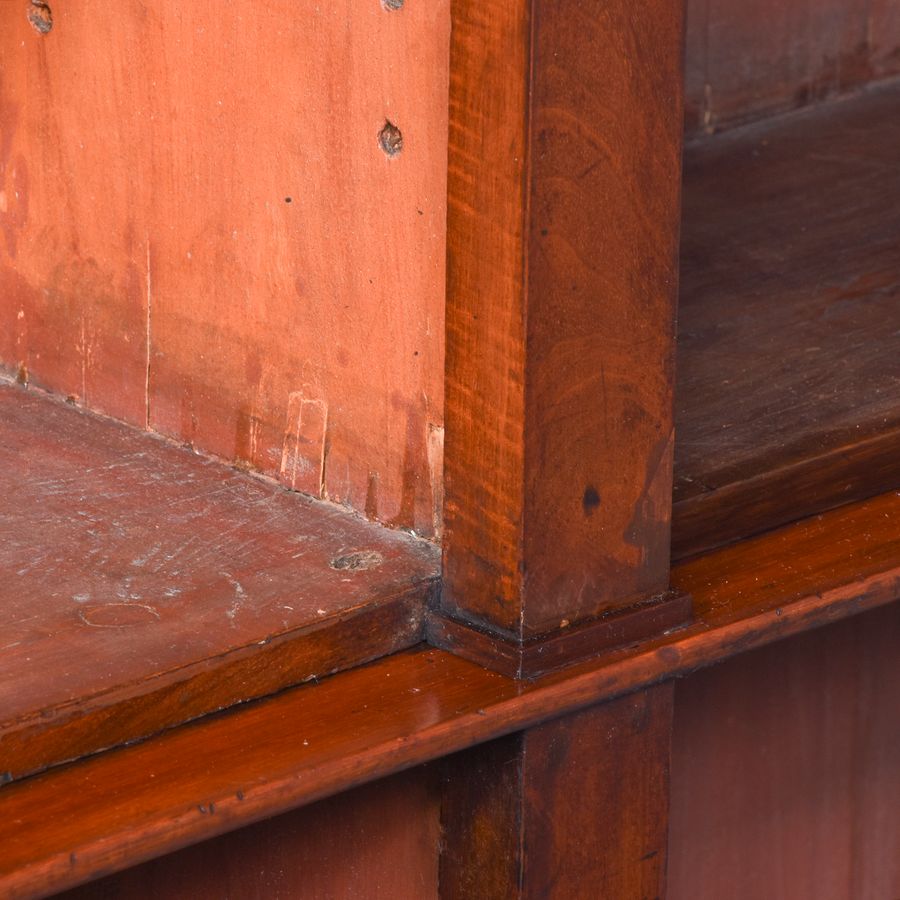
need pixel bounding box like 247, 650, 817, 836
28, 0, 52, 33
378, 121, 403, 157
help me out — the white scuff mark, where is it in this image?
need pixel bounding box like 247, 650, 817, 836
131, 544, 161, 568
223, 572, 247, 624
72, 592, 91, 603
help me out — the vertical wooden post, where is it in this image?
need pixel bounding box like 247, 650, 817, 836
433, 0, 688, 673
441, 684, 675, 899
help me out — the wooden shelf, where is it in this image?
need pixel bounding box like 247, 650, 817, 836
674, 82, 900, 559
0, 382, 439, 782
3, 489, 900, 898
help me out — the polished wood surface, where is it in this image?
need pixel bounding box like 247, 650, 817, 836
684, 0, 900, 131
669, 601, 900, 899
428, 590, 691, 678
0, 381, 438, 781
442, 0, 684, 638
3, 491, 899, 897
675, 82, 900, 558
0, 0, 449, 535
59, 769, 441, 900
441, 686, 673, 899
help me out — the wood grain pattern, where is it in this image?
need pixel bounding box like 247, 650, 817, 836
669, 601, 900, 899
3, 490, 899, 897
0, 0, 449, 535
442, 0, 684, 638
441, 686, 673, 899
59, 768, 441, 900
675, 83, 900, 557
0, 382, 438, 781
684, 0, 900, 131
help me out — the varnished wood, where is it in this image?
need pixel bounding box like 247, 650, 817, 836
3, 491, 899, 898
59, 769, 441, 900
0, 382, 438, 782
427, 590, 691, 679
669, 601, 900, 899
442, 0, 685, 639
440, 686, 673, 899
675, 83, 900, 558
0, 0, 450, 535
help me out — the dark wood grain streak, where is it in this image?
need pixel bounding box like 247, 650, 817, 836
439, 735, 523, 900
0, 382, 438, 781
669, 602, 900, 899
675, 83, 900, 557
441, 686, 673, 899
442, 0, 685, 638
2, 491, 899, 897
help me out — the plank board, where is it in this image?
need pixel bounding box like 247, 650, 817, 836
0, 382, 439, 780
674, 82, 900, 557
669, 602, 900, 899
0, 0, 449, 537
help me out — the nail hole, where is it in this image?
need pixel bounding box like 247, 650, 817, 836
28, 0, 52, 33
284, 197, 292, 204
330, 550, 385, 572
378, 121, 403, 157
582, 485, 601, 516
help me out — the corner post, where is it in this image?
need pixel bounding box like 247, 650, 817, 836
435, 0, 688, 674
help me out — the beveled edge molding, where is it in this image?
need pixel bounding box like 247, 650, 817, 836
426, 590, 693, 679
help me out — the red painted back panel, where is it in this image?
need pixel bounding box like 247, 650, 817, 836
0, 1, 448, 535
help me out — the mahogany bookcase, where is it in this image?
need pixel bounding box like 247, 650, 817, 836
1, 0, 898, 896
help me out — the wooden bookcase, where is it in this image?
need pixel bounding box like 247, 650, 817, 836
1, 0, 898, 897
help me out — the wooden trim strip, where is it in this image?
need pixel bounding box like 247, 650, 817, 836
427, 591, 692, 678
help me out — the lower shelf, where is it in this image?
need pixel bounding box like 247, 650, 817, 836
3, 489, 899, 898
675, 81, 900, 558
0, 381, 439, 781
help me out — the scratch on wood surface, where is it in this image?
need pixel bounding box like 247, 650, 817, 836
145, 238, 152, 429
79, 603, 160, 628
79, 311, 87, 403
427, 423, 444, 538
280, 390, 328, 497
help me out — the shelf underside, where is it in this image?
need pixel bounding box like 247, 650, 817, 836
0, 382, 438, 781
674, 82, 900, 558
